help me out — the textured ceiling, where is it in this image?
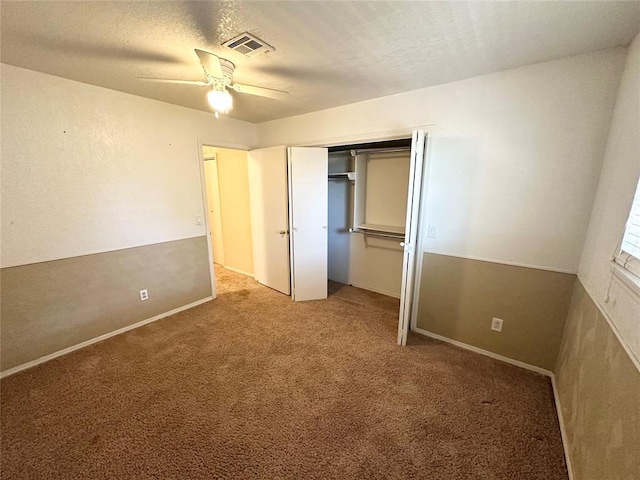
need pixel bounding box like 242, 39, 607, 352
1, 1, 639, 123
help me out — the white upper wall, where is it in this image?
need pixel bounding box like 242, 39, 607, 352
258, 49, 626, 273
1, 64, 257, 268
578, 33, 640, 365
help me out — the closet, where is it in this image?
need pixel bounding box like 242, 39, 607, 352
326, 131, 427, 345
242, 130, 428, 345
328, 140, 412, 299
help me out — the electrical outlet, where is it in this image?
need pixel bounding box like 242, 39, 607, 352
491, 317, 503, 332
428, 225, 437, 238
139, 289, 149, 302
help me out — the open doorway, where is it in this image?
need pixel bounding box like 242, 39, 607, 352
323, 131, 430, 345
201, 145, 254, 292
326, 138, 412, 322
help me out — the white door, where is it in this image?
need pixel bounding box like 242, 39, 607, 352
204, 157, 225, 266
248, 146, 291, 295
397, 131, 427, 345
288, 147, 328, 301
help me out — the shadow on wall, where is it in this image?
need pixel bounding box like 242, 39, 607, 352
327, 172, 352, 285
328, 150, 353, 286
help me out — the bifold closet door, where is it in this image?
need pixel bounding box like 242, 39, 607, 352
247, 146, 291, 295
397, 130, 427, 346
288, 147, 328, 301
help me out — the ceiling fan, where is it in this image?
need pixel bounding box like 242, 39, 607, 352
139, 49, 288, 117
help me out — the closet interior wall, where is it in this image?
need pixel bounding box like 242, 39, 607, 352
327, 149, 409, 298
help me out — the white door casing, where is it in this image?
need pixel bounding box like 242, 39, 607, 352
204, 157, 225, 266
288, 147, 328, 301
247, 146, 291, 295
398, 130, 427, 345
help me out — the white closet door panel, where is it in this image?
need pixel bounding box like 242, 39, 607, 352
398, 131, 427, 345
248, 146, 291, 295
288, 147, 328, 301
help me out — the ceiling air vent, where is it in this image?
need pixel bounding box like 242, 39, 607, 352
222, 32, 274, 57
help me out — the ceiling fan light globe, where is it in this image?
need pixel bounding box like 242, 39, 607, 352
207, 89, 233, 114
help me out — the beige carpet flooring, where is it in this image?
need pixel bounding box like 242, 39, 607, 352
1, 266, 568, 479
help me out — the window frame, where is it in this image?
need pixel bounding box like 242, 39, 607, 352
613, 175, 640, 280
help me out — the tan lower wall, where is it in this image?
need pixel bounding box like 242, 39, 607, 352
555, 279, 640, 480
416, 253, 575, 371
0, 236, 212, 372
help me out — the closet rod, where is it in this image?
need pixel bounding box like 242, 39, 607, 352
349, 227, 405, 240
328, 172, 356, 180
351, 147, 411, 156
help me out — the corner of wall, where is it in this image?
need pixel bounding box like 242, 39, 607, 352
553, 31, 640, 480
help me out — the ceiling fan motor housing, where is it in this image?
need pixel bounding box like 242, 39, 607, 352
219, 58, 235, 85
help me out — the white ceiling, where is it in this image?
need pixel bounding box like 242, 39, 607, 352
1, 1, 639, 123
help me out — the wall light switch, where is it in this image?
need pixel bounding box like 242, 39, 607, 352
491, 318, 503, 332
428, 225, 437, 238
195, 214, 203, 225
139, 289, 149, 302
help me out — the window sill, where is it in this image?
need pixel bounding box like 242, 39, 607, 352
610, 261, 640, 298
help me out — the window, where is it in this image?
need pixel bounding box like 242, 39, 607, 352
615, 175, 640, 278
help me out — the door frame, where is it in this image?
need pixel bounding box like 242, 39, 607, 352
203, 153, 226, 268
196, 138, 254, 299
295, 125, 435, 341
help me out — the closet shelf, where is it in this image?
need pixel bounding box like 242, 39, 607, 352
328, 172, 356, 181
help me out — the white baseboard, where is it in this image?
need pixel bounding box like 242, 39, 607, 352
411, 327, 553, 376
551, 374, 576, 480
0, 297, 213, 379
223, 265, 254, 278
411, 327, 574, 479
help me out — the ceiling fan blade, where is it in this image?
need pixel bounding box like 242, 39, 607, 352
138, 77, 209, 86
195, 48, 223, 78
231, 83, 289, 100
